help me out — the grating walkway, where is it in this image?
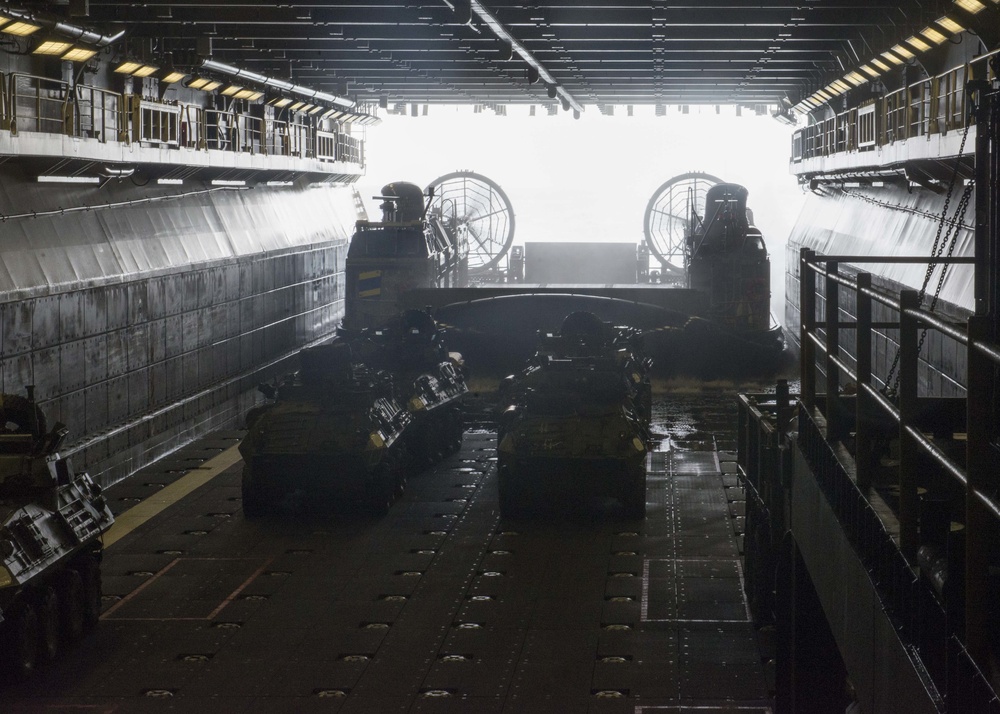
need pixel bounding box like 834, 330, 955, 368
0, 394, 773, 713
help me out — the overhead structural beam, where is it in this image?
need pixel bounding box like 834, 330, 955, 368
445, 0, 584, 115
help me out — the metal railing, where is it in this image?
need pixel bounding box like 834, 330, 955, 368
8, 72, 71, 135
792, 50, 999, 163
799, 248, 1000, 684
738, 379, 1000, 712
0, 71, 369, 169
75, 84, 121, 143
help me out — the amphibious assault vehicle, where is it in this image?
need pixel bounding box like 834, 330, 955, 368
496, 312, 652, 520
0, 388, 114, 683
239, 310, 467, 518
358, 310, 467, 466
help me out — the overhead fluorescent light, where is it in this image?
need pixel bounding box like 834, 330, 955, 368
1, 20, 41, 37
881, 51, 905, 65
289, 101, 306, 111
234, 89, 263, 101
955, 0, 986, 13
920, 27, 948, 45
211, 179, 246, 187
905, 35, 932, 52
815, 89, 833, 101
269, 97, 293, 108
157, 178, 184, 185
844, 71, 867, 86
870, 58, 891, 72
221, 85, 243, 96
132, 64, 158, 77
265, 180, 294, 187
33, 39, 73, 56
62, 46, 97, 62
859, 64, 881, 78
115, 61, 143, 74
308, 105, 323, 114
936, 16, 965, 34
188, 77, 222, 91
890, 44, 915, 59
829, 79, 851, 93
161, 71, 186, 84
37, 175, 100, 184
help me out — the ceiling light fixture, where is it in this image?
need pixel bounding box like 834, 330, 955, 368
936, 16, 965, 34
132, 64, 158, 77
62, 46, 97, 62
33, 39, 72, 55
890, 44, 915, 59
904, 35, 932, 52
954, 0, 986, 13
870, 58, 892, 72
115, 60, 143, 74
221, 85, 243, 97
844, 71, 867, 86
920, 27, 948, 45
859, 64, 881, 78
268, 97, 293, 108
161, 70, 186, 84
881, 51, 905, 65
0, 19, 41, 36
37, 175, 100, 184
234, 89, 263, 101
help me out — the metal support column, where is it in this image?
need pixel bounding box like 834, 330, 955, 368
967, 70, 998, 667
825, 262, 841, 439
855, 273, 873, 492
801, 248, 817, 409
965, 316, 992, 661
898, 289, 920, 560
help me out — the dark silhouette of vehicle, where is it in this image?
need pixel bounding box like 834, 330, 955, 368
496, 312, 652, 520
239, 310, 467, 518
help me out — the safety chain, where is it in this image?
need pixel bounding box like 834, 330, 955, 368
882, 119, 974, 399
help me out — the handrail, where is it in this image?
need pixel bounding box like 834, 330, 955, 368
800, 247, 1000, 683
0, 69, 370, 172
792, 49, 1000, 164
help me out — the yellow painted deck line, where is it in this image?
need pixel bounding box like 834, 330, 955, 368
103, 445, 243, 549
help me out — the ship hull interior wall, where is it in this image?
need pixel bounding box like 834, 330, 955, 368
0, 171, 357, 487
785, 184, 972, 397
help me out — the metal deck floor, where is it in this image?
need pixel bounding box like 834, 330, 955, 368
1, 394, 773, 713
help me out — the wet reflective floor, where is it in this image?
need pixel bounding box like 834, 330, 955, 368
1, 391, 774, 713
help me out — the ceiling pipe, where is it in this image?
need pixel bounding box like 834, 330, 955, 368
1, 5, 125, 46
464, 0, 584, 115
200, 59, 355, 109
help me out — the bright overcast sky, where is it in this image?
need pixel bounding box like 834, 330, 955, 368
359, 105, 807, 320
